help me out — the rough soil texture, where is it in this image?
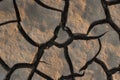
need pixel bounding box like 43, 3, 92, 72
0, 0, 120, 80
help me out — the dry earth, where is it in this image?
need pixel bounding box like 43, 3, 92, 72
0, 0, 120, 80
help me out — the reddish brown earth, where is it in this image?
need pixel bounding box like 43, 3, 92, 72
0, 0, 120, 80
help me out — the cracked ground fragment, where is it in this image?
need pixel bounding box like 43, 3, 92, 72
0, 0, 120, 80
